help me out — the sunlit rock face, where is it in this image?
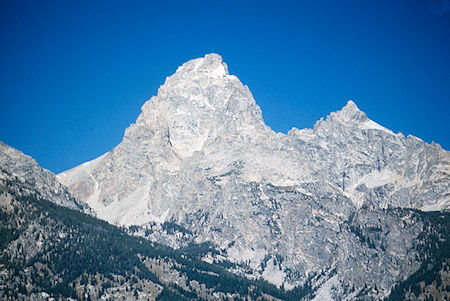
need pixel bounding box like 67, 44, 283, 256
57, 53, 450, 298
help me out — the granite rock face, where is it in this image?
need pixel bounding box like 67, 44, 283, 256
57, 54, 450, 299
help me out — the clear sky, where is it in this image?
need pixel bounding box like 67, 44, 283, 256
1, 0, 449, 173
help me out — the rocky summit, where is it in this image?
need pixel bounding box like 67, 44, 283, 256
47, 53, 450, 299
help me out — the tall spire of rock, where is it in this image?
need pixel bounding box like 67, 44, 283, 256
127, 53, 268, 159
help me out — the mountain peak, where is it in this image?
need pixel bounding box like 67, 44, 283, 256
174, 53, 229, 78
343, 99, 359, 111
332, 100, 368, 123
127, 54, 266, 159
155, 53, 234, 100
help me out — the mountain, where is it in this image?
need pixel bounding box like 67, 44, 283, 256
58, 53, 449, 221
0, 141, 89, 212
1, 142, 314, 300
56, 53, 450, 299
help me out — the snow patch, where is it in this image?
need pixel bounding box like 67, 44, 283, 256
209, 64, 227, 77
360, 120, 395, 135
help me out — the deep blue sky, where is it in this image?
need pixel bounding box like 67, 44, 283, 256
1, 0, 449, 173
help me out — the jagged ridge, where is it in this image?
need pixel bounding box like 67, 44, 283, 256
56, 54, 450, 299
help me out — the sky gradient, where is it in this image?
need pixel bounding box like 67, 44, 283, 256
1, 0, 449, 173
